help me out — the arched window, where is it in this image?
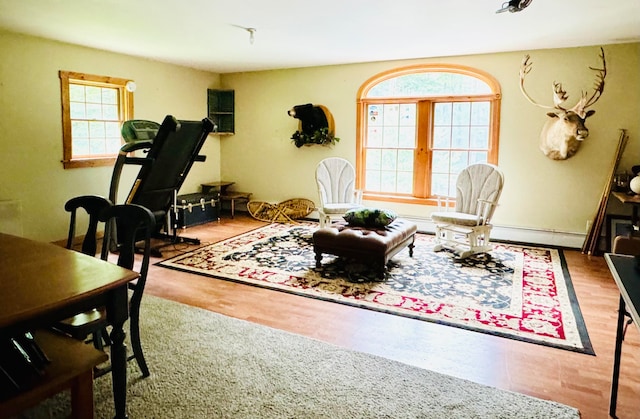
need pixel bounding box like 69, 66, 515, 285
356, 64, 501, 205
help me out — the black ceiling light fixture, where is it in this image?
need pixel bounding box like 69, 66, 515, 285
496, 0, 533, 13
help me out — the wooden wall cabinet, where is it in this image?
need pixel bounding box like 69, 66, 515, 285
207, 89, 234, 135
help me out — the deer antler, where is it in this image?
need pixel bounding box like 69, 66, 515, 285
551, 82, 569, 109
569, 47, 607, 117
519, 54, 563, 110
520, 47, 607, 117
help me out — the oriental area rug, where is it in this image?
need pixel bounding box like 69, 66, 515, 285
158, 222, 594, 354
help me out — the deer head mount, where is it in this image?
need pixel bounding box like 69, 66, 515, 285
519, 47, 606, 160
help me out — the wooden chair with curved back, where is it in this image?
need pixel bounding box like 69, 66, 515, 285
57, 195, 113, 349
64, 194, 112, 259
55, 196, 156, 378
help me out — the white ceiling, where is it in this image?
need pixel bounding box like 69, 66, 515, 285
0, 0, 638, 74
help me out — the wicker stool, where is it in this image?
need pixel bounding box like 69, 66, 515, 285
248, 198, 315, 223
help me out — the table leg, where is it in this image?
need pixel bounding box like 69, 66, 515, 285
609, 295, 626, 418
107, 285, 129, 419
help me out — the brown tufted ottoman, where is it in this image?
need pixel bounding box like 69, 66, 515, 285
312, 219, 418, 277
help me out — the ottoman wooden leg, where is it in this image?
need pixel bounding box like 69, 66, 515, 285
315, 251, 323, 269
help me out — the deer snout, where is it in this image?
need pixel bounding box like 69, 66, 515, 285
576, 129, 589, 141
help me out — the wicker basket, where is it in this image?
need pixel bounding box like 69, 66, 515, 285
247, 198, 315, 223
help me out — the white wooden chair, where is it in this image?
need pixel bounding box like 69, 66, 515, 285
315, 157, 363, 228
431, 163, 504, 259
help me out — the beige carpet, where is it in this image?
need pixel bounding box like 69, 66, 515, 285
20, 295, 580, 418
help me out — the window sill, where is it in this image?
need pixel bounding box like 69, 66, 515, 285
62, 157, 116, 169
363, 193, 455, 208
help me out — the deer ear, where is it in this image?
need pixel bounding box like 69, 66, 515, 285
546, 112, 559, 118
585, 110, 596, 118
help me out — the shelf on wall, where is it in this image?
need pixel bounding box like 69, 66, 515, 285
207, 89, 235, 135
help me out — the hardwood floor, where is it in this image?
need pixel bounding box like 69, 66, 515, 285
143, 214, 640, 418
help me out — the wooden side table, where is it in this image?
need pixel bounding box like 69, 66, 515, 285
201, 181, 251, 218
612, 191, 640, 229
220, 191, 252, 218
201, 181, 234, 195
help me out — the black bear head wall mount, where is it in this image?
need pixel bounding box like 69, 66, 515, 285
288, 103, 329, 135
287, 103, 339, 147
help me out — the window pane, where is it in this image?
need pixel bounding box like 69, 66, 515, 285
470, 127, 489, 149
102, 88, 118, 105
452, 102, 471, 125
397, 171, 413, 194
432, 150, 450, 173
367, 72, 492, 98
399, 104, 416, 126
86, 103, 102, 120
103, 104, 118, 120
73, 138, 90, 156
380, 170, 397, 192
383, 104, 399, 125
470, 102, 490, 125
381, 149, 398, 171
366, 148, 382, 170
366, 170, 381, 190
106, 137, 122, 154
70, 102, 86, 119
365, 148, 382, 191
431, 173, 449, 196
368, 105, 382, 126
89, 139, 106, 155
71, 121, 89, 138
452, 127, 470, 149
434, 103, 451, 125
383, 127, 399, 148
450, 151, 468, 174
433, 126, 451, 149
469, 151, 488, 164
69, 84, 85, 102
398, 126, 416, 148
105, 121, 121, 139
367, 126, 383, 147
89, 121, 105, 138
85, 86, 102, 103
397, 149, 414, 172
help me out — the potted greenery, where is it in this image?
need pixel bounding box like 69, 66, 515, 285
291, 127, 340, 148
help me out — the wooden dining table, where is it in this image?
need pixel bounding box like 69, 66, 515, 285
0, 232, 138, 418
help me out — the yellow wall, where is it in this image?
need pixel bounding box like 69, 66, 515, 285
0, 30, 222, 241
1, 28, 638, 242
221, 43, 640, 235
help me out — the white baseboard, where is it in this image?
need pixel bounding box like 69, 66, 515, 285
402, 216, 585, 249
309, 211, 586, 249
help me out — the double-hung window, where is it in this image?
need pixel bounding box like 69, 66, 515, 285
356, 65, 501, 204
59, 71, 134, 169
